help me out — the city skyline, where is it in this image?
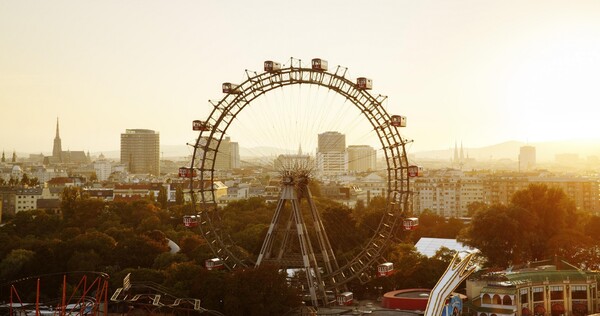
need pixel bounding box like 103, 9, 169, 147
1, 1, 600, 155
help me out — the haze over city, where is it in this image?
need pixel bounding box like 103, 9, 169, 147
1, 0, 600, 157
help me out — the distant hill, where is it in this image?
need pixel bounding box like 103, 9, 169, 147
412, 139, 600, 162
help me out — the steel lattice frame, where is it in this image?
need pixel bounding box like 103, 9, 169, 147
188, 58, 411, 287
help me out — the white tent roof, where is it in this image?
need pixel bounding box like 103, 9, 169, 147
415, 237, 477, 258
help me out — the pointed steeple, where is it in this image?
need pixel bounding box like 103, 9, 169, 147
1, 150, 5, 163
12, 150, 16, 163
298, 143, 303, 155
52, 117, 62, 162
460, 141, 464, 161
453, 141, 459, 163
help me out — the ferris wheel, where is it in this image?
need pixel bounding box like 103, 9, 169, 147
183, 57, 415, 301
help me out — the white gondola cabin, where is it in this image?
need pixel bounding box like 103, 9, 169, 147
390, 115, 407, 127
178, 167, 197, 178
357, 77, 373, 90
403, 217, 419, 231
183, 215, 199, 228
205, 258, 224, 271
377, 262, 394, 277
264, 60, 281, 72
311, 58, 328, 71
192, 120, 211, 131
222, 82, 241, 94
336, 292, 354, 306
408, 165, 423, 177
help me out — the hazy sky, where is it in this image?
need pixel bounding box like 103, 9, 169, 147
1, 0, 599, 156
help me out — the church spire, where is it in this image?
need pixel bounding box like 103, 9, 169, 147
52, 117, 62, 162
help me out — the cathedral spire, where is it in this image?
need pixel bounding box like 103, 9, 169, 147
53, 117, 62, 162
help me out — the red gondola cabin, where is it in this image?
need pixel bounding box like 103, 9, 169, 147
264, 60, 281, 72
408, 165, 423, 177
178, 167, 197, 178
183, 215, 199, 228
336, 292, 354, 306
378, 262, 394, 277
192, 120, 211, 131
357, 77, 373, 90
311, 58, 328, 71
403, 217, 419, 231
205, 258, 224, 271
222, 82, 241, 94
391, 115, 407, 127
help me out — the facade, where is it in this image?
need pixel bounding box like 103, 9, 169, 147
317, 131, 347, 176
230, 141, 240, 169
467, 259, 599, 316
93, 154, 112, 181
519, 146, 536, 171
120, 129, 160, 175
412, 171, 599, 216
15, 187, 42, 213
483, 174, 599, 214
347, 145, 376, 173
412, 169, 485, 217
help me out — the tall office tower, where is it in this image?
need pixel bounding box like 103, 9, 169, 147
230, 141, 240, 169
317, 131, 347, 176
120, 129, 160, 175
347, 145, 376, 173
519, 145, 536, 171
52, 118, 62, 162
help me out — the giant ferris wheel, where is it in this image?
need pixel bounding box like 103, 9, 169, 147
183, 57, 416, 306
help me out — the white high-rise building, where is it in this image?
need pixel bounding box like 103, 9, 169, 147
316, 131, 347, 176
94, 154, 112, 181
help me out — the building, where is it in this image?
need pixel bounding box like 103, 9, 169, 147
466, 258, 599, 316
93, 154, 112, 181
412, 169, 485, 217
52, 117, 62, 162
347, 145, 376, 173
317, 131, 347, 176
519, 146, 536, 171
46, 118, 89, 165
120, 129, 160, 175
412, 171, 599, 216
483, 174, 599, 214
230, 141, 240, 169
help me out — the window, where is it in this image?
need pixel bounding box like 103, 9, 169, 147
571, 285, 587, 300
493, 294, 502, 304
533, 287, 544, 302
550, 286, 563, 300
520, 289, 529, 304
482, 294, 491, 304
503, 295, 513, 305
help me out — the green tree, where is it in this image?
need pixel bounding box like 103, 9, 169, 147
175, 186, 184, 205
462, 184, 578, 267
157, 186, 168, 209
223, 265, 301, 316
0, 249, 35, 280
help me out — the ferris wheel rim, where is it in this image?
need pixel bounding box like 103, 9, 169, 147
188, 57, 412, 286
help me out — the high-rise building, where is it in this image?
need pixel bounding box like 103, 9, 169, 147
317, 131, 347, 176
120, 129, 160, 175
230, 141, 240, 169
347, 145, 376, 173
519, 145, 536, 171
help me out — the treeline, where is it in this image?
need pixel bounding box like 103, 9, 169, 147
1, 184, 598, 314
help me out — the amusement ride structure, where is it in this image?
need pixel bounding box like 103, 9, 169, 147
183, 57, 419, 307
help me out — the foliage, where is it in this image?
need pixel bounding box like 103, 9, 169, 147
461, 184, 587, 268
